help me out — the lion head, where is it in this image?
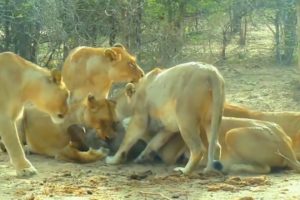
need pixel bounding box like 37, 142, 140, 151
31, 69, 69, 124
83, 94, 118, 140
105, 43, 144, 83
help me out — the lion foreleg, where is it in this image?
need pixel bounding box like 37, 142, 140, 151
106, 114, 148, 165
0, 116, 37, 177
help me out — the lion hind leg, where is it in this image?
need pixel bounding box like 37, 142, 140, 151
174, 118, 205, 175
223, 126, 281, 174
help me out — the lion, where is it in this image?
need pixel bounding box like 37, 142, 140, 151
62, 43, 144, 102
15, 94, 117, 163
0, 52, 69, 177
223, 103, 300, 159
153, 117, 300, 174
105, 62, 225, 175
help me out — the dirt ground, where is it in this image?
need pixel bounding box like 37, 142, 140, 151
1, 64, 300, 200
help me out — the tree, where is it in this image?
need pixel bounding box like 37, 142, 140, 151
0, 0, 298, 68
297, 0, 300, 68
281, 0, 297, 65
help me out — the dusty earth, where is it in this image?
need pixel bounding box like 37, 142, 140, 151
1, 63, 300, 200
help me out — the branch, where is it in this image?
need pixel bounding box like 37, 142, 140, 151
139, 191, 172, 200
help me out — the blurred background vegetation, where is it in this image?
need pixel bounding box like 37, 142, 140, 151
0, 0, 299, 70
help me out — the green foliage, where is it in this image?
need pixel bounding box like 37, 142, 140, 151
0, 0, 298, 68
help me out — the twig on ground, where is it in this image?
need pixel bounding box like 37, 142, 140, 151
139, 191, 172, 200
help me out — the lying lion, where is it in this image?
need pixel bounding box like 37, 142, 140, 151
223, 103, 300, 159
0, 52, 69, 177
15, 95, 117, 163
106, 62, 225, 175
155, 117, 300, 174
62, 43, 144, 102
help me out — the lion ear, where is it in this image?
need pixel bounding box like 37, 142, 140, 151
104, 48, 118, 61
87, 94, 98, 111
125, 83, 136, 98
113, 43, 125, 50
51, 68, 62, 84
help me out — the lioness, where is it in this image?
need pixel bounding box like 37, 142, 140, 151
223, 103, 300, 159
155, 117, 300, 174
17, 95, 117, 163
106, 62, 225, 175
62, 43, 144, 102
0, 52, 69, 177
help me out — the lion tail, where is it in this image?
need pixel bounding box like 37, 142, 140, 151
271, 125, 300, 173
207, 69, 225, 170
276, 146, 300, 173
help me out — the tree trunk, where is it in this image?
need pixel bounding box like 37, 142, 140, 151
3, 0, 11, 51
134, 0, 143, 50
221, 29, 227, 60
239, 17, 247, 46
275, 11, 281, 64
282, 1, 296, 65
231, 1, 242, 34
296, 0, 300, 68
14, 22, 32, 61
109, 13, 117, 46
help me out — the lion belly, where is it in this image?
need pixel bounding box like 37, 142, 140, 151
149, 107, 178, 132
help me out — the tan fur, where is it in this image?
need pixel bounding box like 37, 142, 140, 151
62, 44, 144, 102
16, 95, 117, 163
54, 142, 108, 164
106, 62, 225, 175
0, 52, 69, 177
157, 117, 300, 174
224, 103, 300, 159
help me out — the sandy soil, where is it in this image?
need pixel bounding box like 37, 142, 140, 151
1, 64, 300, 200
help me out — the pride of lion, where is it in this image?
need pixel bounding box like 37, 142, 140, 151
1, 43, 300, 178
1, 44, 142, 167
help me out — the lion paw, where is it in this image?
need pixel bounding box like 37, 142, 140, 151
173, 167, 190, 175
105, 156, 120, 165
16, 166, 37, 178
